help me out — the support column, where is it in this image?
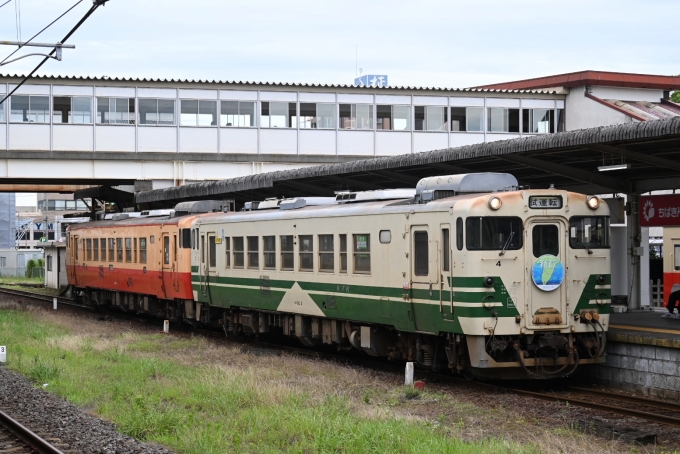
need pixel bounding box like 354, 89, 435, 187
626, 193, 643, 309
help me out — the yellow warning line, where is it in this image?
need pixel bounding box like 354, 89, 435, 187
609, 324, 680, 335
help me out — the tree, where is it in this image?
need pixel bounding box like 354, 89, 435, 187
672, 91, 680, 103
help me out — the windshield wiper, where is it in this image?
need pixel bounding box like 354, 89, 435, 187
499, 232, 514, 256
583, 242, 593, 255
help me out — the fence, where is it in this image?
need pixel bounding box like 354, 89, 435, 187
0, 267, 44, 279
649, 279, 664, 307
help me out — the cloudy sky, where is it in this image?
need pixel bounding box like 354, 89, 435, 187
2, 0, 679, 205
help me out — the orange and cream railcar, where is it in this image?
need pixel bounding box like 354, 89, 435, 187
663, 227, 680, 306
66, 215, 196, 317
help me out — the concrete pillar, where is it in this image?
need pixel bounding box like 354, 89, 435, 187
626, 194, 643, 309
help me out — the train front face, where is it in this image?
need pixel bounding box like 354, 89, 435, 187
456, 189, 611, 379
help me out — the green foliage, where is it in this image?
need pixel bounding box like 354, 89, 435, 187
671, 91, 680, 103
25, 259, 38, 278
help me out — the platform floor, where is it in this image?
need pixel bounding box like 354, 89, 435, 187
608, 310, 680, 348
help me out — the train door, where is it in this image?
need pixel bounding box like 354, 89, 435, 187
172, 234, 180, 292
199, 233, 207, 296
410, 225, 439, 331
525, 219, 568, 329
161, 233, 174, 299
440, 224, 454, 321
69, 235, 79, 286
204, 232, 217, 304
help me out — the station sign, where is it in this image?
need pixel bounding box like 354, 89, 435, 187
639, 194, 680, 227
353, 75, 388, 88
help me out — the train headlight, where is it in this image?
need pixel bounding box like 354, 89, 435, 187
484, 277, 495, 287
586, 196, 600, 210
597, 274, 607, 285
488, 196, 502, 211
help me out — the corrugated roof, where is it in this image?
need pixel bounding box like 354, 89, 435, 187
0, 73, 557, 94
135, 116, 680, 204
473, 70, 680, 90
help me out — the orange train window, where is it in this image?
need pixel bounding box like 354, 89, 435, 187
116, 238, 123, 262
140, 238, 147, 263
125, 238, 132, 262
93, 239, 99, 261
108, 238, 115, 262
134, 238, 138, 263
86, 239, 92, 261
100, 238, 106, 261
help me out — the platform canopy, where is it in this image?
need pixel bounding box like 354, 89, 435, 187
136, 117, 680, 207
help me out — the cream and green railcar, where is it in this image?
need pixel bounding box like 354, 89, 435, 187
189, 173, 611, 379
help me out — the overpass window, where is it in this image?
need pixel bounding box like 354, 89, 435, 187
180, 99, 217, 126
466, 217, 523, 251
247, 236, 259, 269
556, 109, 565, 132
261, 102, 297, 128
108, 238, 115, 262
10, 95, 49, 123
569, 216, 610, 249
353, 234, 371, 274
125, 238, 132, 262
233, 237, 244, 268
524, 108, 553, 134
86, 239, 92, 261
281, 235, 294, 270
299, 235, 313, 271
377, 105, 410, 131
415, 106, 447, 131
100, 238, 106, 261
488, 108, 519, 133
263, 236, 276, 269
450, 108, 466, 132
116, 238, 123, 262
299, 103, 336, 129
140, 238, 147, 263
96, 97, 135, 124
221, 101, 255, 127
318, 234, 334, 272
467, 107, 484, 132
339, 234, 347, 273
53, 96, 92, 124
339, 104, 373, 130
138, 98, 176, 125
0, 97, 4, 122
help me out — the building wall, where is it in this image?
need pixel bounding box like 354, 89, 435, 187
565, 86, 633, 131
589, 87, 664, 103
0, 248, 42, 277
0, 193, 15, 248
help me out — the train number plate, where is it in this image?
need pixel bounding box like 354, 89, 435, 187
529, 196, 562, 209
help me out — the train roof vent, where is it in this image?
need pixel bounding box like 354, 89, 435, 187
415, 173, 518, 203
257, 198, 282, 210
279, 197, 336, 210
112, 213, 130, 221
140, 209, 174, 217
335, 188, 415, 204
174, 200, 223, 216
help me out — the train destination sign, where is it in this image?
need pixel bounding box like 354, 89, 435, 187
529, 196, 562, 209
640, 194, 680, 227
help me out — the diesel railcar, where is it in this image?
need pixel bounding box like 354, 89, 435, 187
67, 173, 611, 379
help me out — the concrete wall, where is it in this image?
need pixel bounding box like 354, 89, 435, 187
589, 87, 664, 103
565, 86, 633, 131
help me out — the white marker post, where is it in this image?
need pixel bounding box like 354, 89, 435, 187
0, 346, 6, 363
53, 298, 57, 310
163, 320, 170, 334
405, 361, 414, 386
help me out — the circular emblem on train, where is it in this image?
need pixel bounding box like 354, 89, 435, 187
531, 255, 565, 291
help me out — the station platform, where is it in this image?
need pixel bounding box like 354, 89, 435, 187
608, 310, 680, 349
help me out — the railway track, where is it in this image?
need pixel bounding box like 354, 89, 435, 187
3, 286, 680, 429
0, 409, 64, 454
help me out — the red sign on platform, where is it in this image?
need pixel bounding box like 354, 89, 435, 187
640, 194, 680, 227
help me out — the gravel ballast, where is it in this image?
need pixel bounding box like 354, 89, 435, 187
0, 365, 172, 454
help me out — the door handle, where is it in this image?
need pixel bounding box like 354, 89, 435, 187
429, 282, 433, 296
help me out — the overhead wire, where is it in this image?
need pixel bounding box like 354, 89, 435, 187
0, 1, 107, 107
0, 0, 12, 10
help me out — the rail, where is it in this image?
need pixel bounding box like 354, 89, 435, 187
0, 409, 64, 454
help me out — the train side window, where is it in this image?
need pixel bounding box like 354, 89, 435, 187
191, 229, 195, 249
209, 236, 216, 267
442, 229, 450, 272
200, 235, 204, 264
93, 239, 99, 261
353, 234, 370, 274
379, 230, 391, 244
299, 235, 313, 271
319, 234, 334, 272
414, 231, 428, 276
125, 238, 132, 262
675, 245, 680, 271
150, 235, 155, 244
140, 238, 147, 263
233, 237, 244, 268
134, 238, 138, 263
108, 238, 115, 262
165, 236, 171, 265
263, 236, 276, 270
74, 240, 78, 259
86, 239, 92, 261
456, 218, 463, 251
182, 229, 191, 249
533, 225, 558, 257
174, 235, 178, 262
247, 236, 259, 269
100, 238, 106, 262
116, 238, 123, 262
225, 237, 231, 268
339, 234, 347, 273
280, 235, 294, 271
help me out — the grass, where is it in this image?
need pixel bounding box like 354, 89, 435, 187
0, 308, 538, 454
0, 276, 44, 285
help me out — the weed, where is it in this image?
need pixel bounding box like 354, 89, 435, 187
404, 386, 421, 400
27, 357, 60, 384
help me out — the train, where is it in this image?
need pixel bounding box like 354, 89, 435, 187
66, 173, 611, 379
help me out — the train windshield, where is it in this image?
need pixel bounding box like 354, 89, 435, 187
569, 216, 610, 249
466, 217, 523, 251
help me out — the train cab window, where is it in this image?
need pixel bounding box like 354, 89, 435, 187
125, 238, 132, 262
532, 225, 558, 257
442, 229, 450, 272
456, 218, 463, 251
116, 238, 123, 262
86, 239, 92, 261
466, 217, 522, 251
100, 239, 106, 261
93, 239, 99, 261
134, 238, 138, 263
233, 237, 244, 268
299, 235, 313, 271
140, 238, 147, 263
569, 216, 610, 250
164, 236, 171, 265
353, 234, 370, 274
209, 236, 216, 267
108, 239, 115, 262
181, 229, 191, 248
225, 237, 231, 268
414, 231, 428, 276
319, 234, 334, 272
280, 235, 294, 271
263, 236, 275, 270
339, 234, 347, 273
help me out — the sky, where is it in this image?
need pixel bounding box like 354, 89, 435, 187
2, 0, 680, 205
